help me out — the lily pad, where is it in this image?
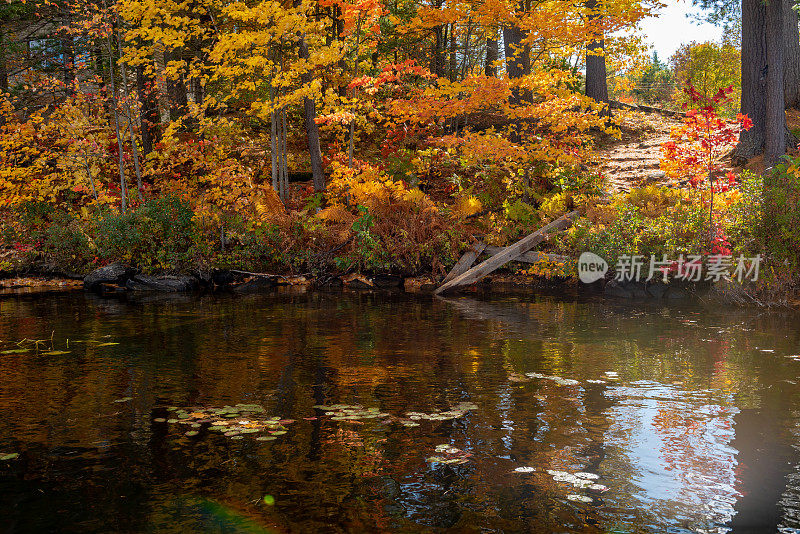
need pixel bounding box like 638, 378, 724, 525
0, 453, 19, 461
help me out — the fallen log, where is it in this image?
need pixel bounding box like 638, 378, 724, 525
441, 241, 487, 284
482, 246, 571, 265
434, 211, 579, 294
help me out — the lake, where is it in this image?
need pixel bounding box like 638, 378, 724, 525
1, 289, 799, 533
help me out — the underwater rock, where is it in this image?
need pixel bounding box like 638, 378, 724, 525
126, 275, 198, 292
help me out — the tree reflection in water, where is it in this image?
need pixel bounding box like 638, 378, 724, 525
0, 291, 799, 532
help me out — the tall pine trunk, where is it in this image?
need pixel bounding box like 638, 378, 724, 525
735, 0, 767, 159
784, 0, 800, 108
765, 0, 787, 165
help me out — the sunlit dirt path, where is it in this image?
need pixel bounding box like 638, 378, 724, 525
593, 109, 738, 194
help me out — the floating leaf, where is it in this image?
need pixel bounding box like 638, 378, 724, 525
525, 373, 579, 386
1, 349, 30, 354
185, 431, 199, 437
153, 418, 166, 423
257, 436, 276, 441
42, 350, 71, 356
263, 495, 275, 506
566, 494, 592, 503
96, 342, 119, 347
0, 453, 19, 461
113, 397, 133, 403
514, 467, 535, 473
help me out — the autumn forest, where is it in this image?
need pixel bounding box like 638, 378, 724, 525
0, 0, 799, 299
5, 1, 800, 531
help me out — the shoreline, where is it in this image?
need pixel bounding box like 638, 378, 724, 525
2, 267, 796, 310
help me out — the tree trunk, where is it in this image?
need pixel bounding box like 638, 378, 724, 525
503, 19, 529, 105
137, 63, 160, 155
298, 32, 326, 191
62, 33, 75, 95
485, 31, 498, 77
164, 48, 188, 121
449, 23, 457, 81
585, 0, 610, 115
190, 37, 205, 108
271, 109, 278, 191
765, 0, 787, 165
106, 27, 127, 213
735, 0, 767, 159
432, 25, 445, 78
784, 0, 800, 108
0, 31, 8, 93
116, 29, 142, 193
94, 45, 111, 115
503, 25, 527, 79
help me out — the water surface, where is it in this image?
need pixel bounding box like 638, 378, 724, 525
1, 290, 800, 533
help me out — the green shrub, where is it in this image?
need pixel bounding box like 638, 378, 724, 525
562, 188, 708, 264
727, 170, 763, 256
762, 158, 800, 264
40, 212, 93, 272
91, 196, 199, 272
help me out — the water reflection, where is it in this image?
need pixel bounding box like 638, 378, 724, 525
0, 291, 799, 532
